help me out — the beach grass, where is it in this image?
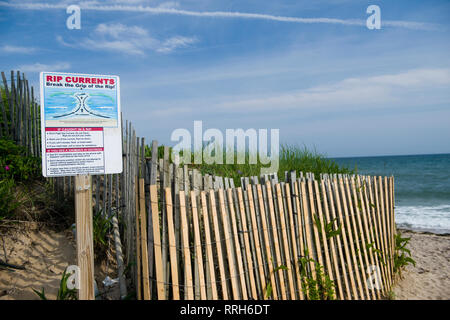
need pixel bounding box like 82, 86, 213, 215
146, 143, 353, 186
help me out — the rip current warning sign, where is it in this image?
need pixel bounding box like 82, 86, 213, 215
40, 72, 122, 177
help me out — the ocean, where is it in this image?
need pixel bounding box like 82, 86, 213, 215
333, 153, 450, 234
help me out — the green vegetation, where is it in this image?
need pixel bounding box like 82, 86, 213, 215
264, 252, 337, 300
385, 290, 396, 300
393, 232, 416, 278
0, 138, 41, 221
92, 208, 113, 258
264, 263, 289, 299
1, 86, 14, 137
196, 145, 353, 185
145, 144, 353, 187
298, 253, 336, 300
33, 268, 78, 300
0, 138, 40, 181
314, 215, 342, 240
0, 178, 21, 220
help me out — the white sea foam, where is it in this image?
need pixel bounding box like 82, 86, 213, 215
395, 204, 450, 234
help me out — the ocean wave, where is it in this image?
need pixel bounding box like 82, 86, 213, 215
395, 204, 450, 234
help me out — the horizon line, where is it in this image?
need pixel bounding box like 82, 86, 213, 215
330, 151, 450, 159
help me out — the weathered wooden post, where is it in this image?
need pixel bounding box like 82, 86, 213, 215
75, 174, 95, 300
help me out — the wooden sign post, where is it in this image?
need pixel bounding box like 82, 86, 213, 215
75, 174, 95, 300
40, 72, 122, 300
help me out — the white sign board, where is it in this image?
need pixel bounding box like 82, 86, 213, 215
40, 72, 122, 177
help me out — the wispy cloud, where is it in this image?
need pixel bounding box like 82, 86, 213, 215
57, 23, 197, 55
156, 1, 179, 9
0, 1, 437, 31
157, 36, 197, 53
214, 68, 450, 113
17, 62, 71, 73
95, 23, 148, 38
0, 45, 38, 54
145, 68, 450, 117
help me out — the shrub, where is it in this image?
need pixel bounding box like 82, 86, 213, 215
298, 254, 336, 300
0, 138, 40, 182
393, 232, 416, 278
0, 178, 20, 220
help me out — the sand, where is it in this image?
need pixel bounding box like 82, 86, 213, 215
1, 223, 449, 300
392, 229, 450, 300
0, 223, 120, 300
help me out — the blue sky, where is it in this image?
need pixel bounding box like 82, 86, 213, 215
1, 0, 449, 157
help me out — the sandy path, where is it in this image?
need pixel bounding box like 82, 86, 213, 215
393, 230, 450, 300
0, 224, 120, 300
0, 225, 77, 300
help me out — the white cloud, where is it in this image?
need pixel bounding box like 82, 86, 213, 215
215, 68, 450, 113
157, 36, 198, 53
145, 68, 450, 117
156, 2, 179, 9
58, 23, 197, 55
0, 45, 38, 54
0, 1, 437, 31
95, 23, 147, 38
18, 62, 71, 73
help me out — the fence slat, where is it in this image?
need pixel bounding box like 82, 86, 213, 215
256, 184, 278, 300
265, 182, 287, 300
191, 190, 207, 300
231, 186, 250, 298
200, 191, 218, 300
344, 177, 370, 300
147, 140, 158, 297
226, 188, 248, 299
312, 180, 339, 299
384, 177, 395, 285
368, 176, 385, 292
218, 189, 240, 299
209, 190, 229, 300
247, 187, 267, 299
331, 178, 358, 299
275, 184, 296, 299
307, 179, 324, 271
291, 181, 306, 300
299, 179, 317, 298
237, 188, 258, 299
165, 188, 180, 300
150, 185, 166, 299
135, 175, 142, 299
140, 178, 150, 300
386, 176, 397, 278
376, 176, 392, 291
242, 184, 259, 293
357, 176, 382, 299
320, 179, 345, 299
